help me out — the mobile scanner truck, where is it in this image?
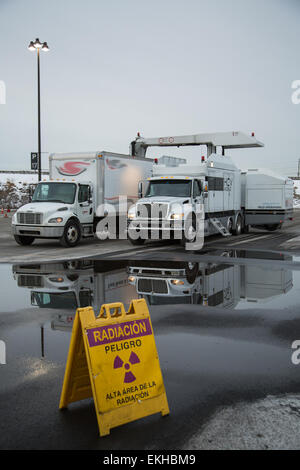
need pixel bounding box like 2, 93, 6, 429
127, 132, 294, 246
12, 151, 153, 247
127, 256, 293, 308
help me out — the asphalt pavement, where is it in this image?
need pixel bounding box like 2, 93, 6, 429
1, 210, 300, 263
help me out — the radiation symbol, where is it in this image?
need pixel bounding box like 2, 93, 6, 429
113, 352, 141, 383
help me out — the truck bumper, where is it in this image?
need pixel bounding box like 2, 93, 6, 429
12, 225, 64, 238
127, 219, 184, 238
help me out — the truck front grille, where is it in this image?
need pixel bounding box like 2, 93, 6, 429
17, 212, 42, 225
137, 278, 168, 294
137, 203, 168, 219
17, 275, 44, 288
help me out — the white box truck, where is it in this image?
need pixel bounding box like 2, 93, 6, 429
127, 132, 294, 246
12, 151, 153, 247
12, 261, 137, 333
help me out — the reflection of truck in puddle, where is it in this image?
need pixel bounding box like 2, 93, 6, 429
12, 261, 136, 330
128, 261, 240, 308
12, 249, 294, 330
127, 252, 293, 308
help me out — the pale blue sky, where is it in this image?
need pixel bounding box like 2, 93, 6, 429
0, 0, 300, 174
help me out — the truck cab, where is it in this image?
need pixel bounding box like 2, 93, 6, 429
12, 180, 94, 247
128, 174, 205, 244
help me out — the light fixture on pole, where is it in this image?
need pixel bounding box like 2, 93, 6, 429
27, 38, 49, 182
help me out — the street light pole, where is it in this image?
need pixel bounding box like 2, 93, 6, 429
28, 38, 49, 182
37, 47, 41, 182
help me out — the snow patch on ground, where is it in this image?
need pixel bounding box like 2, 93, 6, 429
184, 394, 300, 450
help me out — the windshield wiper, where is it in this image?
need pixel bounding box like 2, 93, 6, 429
33, 199, 67, 203
48, 199, 69, 203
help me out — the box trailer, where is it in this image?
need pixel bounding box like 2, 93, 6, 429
242, 169, 294, 230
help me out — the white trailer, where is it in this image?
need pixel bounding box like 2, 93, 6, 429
128, 132, 293, 247
242, 169, 294, 230
12, 151, 153, 247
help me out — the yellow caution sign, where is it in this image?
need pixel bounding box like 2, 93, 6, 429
59, 299, 169, 436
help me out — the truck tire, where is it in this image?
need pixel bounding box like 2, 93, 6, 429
60, 219, 81, 247
181, 214, 197, 245
14, 235, 35, 246
63, 260, 80, 270
227, 217, 233, 234
185, 262, 199, 284
233, 215, 242, 236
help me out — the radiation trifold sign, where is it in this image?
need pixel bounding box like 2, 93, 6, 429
59, 299, 169, 436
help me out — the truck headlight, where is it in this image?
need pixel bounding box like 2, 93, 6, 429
49, 277, 64, 282
128, 207, 136, 219
48, 217, 63, 223
171, 279, 185, 285
170, 213, 184, 220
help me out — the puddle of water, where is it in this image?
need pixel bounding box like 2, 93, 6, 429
0, 256, 299, 418
2, 255, 300, 451
0, 257, 298, 319
0, 256, 298, 363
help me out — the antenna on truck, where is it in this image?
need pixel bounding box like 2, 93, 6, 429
130, 131, 264, 159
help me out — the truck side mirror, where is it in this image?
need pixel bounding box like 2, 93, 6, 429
28, 185, 35, 202
138, 181, 143, 199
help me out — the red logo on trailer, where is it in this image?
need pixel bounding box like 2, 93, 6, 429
56, 161, 90, 176
106, 159, 127, 170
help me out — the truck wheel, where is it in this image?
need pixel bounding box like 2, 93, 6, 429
60, 220, 81, 247
233, 215, 242, 236
14, 235, 35, 246
181, 214, 197, 245
185, 262, 199, 284
63, 260, 79, 270
227, 217, 233, 234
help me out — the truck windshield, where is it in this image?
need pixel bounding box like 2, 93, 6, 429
31, 292, 78, 309
32, 183, 76, 204
145, 180, 192, 198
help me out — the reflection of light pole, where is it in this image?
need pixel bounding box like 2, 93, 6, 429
41, 325, 45, 358
28, 38, 49, 182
